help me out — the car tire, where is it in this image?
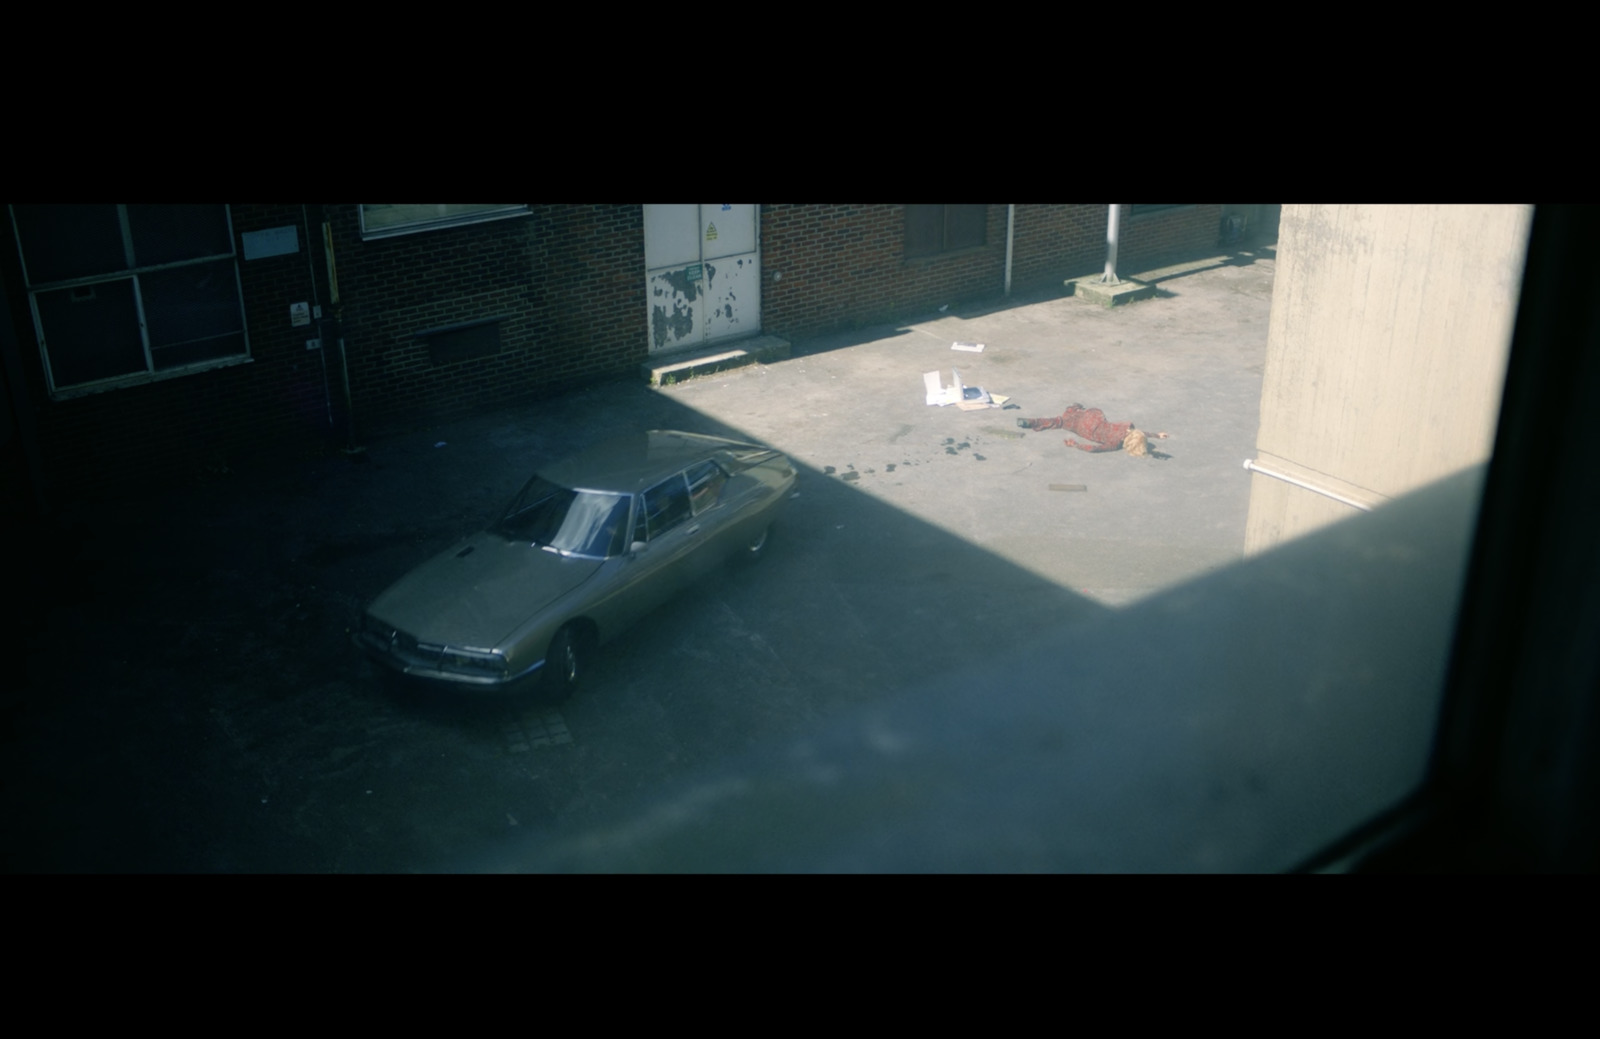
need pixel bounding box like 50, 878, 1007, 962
544, 624, 583, 701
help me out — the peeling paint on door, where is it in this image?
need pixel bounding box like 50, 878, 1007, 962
650, 292, 698, 351
702, 255, 760, 343
643, 205, 760, 355
648, 268, 703, 352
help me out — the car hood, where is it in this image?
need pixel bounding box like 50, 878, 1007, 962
366, 531, 603, 649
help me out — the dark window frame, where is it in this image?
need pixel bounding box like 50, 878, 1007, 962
358, 205, 529, 241
904, 204, 988, 259
10, 204, 251, 399
417, 317, 503, 366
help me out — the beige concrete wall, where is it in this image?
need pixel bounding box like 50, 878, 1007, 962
1244, 204, 1532, 555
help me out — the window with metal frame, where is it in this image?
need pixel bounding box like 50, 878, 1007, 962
10, 205, 250, 397
358, 205, 529, 240
904, 205, 987, 258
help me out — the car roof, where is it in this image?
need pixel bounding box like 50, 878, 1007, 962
539, 430, 771, 494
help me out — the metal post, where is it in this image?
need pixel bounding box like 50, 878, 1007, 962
1004, 204, 1015, 297
1101, 204, 1121, 284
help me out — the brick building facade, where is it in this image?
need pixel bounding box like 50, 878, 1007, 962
2, 204, 1223, 509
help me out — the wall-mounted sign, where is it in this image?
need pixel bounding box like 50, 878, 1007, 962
290, 302, 311, 327
242, 225, 299, 261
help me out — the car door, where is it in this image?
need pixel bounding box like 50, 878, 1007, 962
682, 458, 737, 575
619, 471, 700, 620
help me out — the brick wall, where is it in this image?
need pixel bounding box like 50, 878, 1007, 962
328, 204, 646, 435
8, 203, 1223, 502
1117, 205, 1224, 269
7, 205, 651, 501
761, 204, 1223, 341
1009, 204, 1109, 290
761, 205, 1009, 341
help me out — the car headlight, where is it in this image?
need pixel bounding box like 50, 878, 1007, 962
437, 647, 509, 679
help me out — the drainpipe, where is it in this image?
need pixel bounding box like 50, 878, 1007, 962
321, 219, 357, 452
302, 206, 335, 434
1243, 458, 1376, 512
1004, 204, 1015, 297
1101, 204, 1121, 284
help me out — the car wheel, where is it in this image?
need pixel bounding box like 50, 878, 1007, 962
742, 524, 771, 562
545, 625, 583, 701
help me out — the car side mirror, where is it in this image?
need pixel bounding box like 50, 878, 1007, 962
629, 540, 648, 556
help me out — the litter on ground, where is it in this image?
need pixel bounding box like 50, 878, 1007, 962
924, 369, 1008, 409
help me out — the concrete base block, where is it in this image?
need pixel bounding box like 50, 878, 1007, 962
1065, 275, 1158, 307
641, 335, 792, 386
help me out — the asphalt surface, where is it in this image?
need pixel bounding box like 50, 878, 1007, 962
3, 243, 1276, 872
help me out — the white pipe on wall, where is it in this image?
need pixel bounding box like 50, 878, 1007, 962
1243, 459, 1375, 512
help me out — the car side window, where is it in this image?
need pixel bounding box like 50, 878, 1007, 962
642, 474, 692, 539
686, 460, 727, 516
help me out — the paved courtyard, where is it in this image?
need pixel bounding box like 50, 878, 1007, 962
4, 244, 1279, 872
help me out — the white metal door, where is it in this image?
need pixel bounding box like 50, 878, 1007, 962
644, 204, 760, 354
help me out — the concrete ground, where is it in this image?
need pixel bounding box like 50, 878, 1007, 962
2, 243, 1276, 873
665, 247, 1275, 607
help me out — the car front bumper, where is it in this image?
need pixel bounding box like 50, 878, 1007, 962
352, 627, 543, 688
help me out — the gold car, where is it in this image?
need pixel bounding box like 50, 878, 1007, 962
354, 430, 796, 698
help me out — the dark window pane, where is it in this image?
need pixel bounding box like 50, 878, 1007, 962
140, 259, 245, 369
13, 204, 127, 284
686, 460, 727, 514
127, 205, 233, 266
946, 205, 986, 250
424, 320, 501, 365
904, 205, 944, 258
34, 279, 146, 387
643, 475, 692, 538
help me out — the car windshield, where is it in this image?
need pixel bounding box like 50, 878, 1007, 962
495, 476, 630, 558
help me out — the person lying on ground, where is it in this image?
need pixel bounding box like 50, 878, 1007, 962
1017, 404, 1171, 455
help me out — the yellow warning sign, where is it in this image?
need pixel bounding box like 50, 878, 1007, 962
705, 223, 718, 241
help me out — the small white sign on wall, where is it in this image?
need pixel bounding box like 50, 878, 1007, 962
290, 302, 311, 327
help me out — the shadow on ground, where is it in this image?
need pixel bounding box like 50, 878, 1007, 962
4, 380, 1103, 872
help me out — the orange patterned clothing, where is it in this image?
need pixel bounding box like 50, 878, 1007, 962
1021, 405, 1133, 452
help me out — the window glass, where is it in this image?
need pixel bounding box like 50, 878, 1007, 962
33, 280, 146, 385
141, 259, 246, 369
12, 204, 127, 283
643, 474, 692, 539
496, 477, 631, 557
904, 204, 944, 258
686, 460, 727, 515
126, 205, 234, 266
905, 204, 986, 258
359, 204, 527, 239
